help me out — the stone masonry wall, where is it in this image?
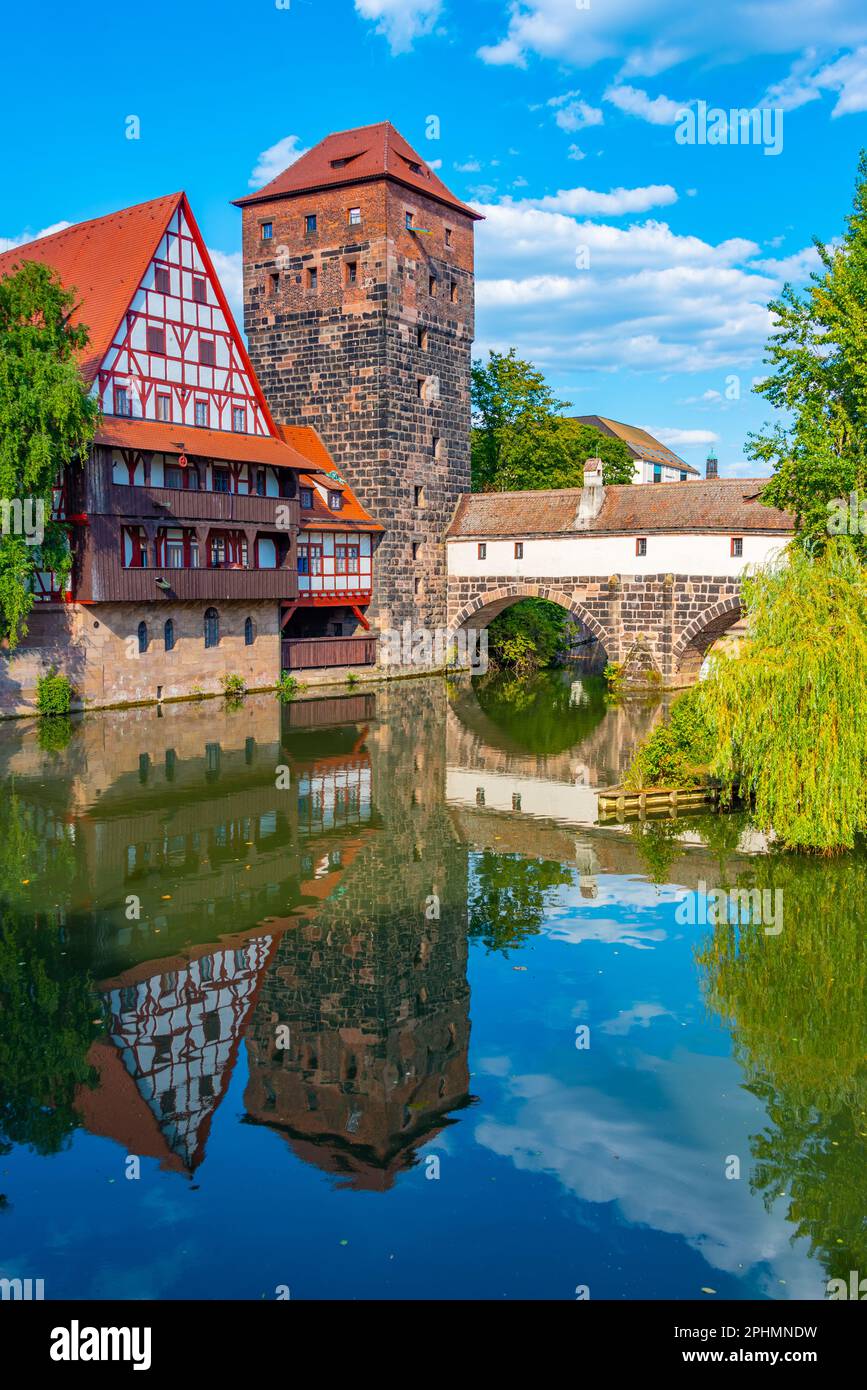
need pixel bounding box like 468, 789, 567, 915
241, 180, 475, 635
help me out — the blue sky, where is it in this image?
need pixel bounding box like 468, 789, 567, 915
2, 0, 867, 476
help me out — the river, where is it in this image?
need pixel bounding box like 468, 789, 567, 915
0, 671, 863, 1300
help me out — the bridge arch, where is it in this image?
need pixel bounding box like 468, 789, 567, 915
674, 596, 743, 682
448, 582, 613, 661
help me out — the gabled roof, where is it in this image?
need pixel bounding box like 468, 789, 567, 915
235, 121, 483, 221
0, 193, 184, 384
279, 425, 383, 531
446, 480, 794, 538
575, 416, 700, 476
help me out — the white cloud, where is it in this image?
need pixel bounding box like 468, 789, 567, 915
454, 159, 481, 173
764, 45, 867, 117
521, 184, 678, 216
249, 135, 308, 189
0, 221, 71, 253
477, 0, 867, 78
567, 145, 586, 162
645, 426, 720, 447
354, 0, 442, 54
604, 84, 692, 126
547, 90, 604, 132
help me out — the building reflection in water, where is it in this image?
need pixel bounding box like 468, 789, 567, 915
0, 683, 473, 1185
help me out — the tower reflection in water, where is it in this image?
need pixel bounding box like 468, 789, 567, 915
0, 685, 474, 1187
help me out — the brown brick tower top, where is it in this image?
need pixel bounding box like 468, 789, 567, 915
235, 123, 482, 636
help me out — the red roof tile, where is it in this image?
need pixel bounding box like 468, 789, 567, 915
95, 416, 314, 470
0, 193, 184, 384
447, 480, 794, 538
298, 472, 382, 533
574, 416, 700, 474
235, 122, 483, 221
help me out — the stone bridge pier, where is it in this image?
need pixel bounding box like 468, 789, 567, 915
447, 573, 743, 687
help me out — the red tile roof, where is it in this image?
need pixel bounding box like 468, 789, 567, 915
298, 473, 382, 533
575, 416, 700, 475
95, 417, 315, 469
0, 193, 184, 384
235, 122, 483, 221
278, 424, 338, 474
446, 480, 794, 538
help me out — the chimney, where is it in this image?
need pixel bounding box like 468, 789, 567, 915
576, 456, 605, 528
705, 450, 718, 479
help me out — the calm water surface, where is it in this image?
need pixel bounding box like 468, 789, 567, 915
0, 672, 863, 1300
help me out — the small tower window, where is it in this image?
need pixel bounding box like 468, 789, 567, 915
307, 267, 318, 291
268, 271, 280, 297
450, 281, 458, 303
348, 207, 361, 225
204, 608, 219, 649
137, 621, 148, 654
417, 326, 428, 350
164, 619, 175, 652
305, 214, 317, 234
345, 261, 357, 285
636, 537, 647, 556
405, 210, 415, 230
414, 485, 426, 507
429, 274, 437, 296
261, 222, 273, 240
445, 227, 453, 247
245, 616, 254, 646
412, 542, 421, 560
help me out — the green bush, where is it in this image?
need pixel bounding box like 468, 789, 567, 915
220, 673, 246, 699
488, 598, 571, 670
35, 669, 72, 717
625, 684, 716, 790
276, 671, 301, 703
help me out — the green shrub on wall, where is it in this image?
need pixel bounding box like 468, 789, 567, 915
35, 670, 72, 717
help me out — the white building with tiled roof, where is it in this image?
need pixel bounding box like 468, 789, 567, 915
575, 416, 702, 483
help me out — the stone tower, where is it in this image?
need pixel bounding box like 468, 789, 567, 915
235, 122, 481, 634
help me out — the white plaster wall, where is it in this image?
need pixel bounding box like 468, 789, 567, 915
447, 532, 788, 579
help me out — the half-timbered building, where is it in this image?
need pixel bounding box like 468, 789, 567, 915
0, 192, 382, 714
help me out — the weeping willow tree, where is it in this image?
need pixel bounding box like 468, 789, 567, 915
700, 541, 867, 852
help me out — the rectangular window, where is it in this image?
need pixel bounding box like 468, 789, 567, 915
412, 542, 420, 560
636, 537, 647, 556
348, 207, 361, 225
417, 378, 426, 399
195, 399, 208, 427
405, 210, 414, 231
305, 214, 317, 234
731, 536, 743, 558
165, 465, 184, 490
414, 485, 425, 507
514, 542, 523, 559
345, 260, 357, 285
652, 464, 662, 483
429, 275, 437, 296
328, 490, 343, 510
309, 544, 322, 575
307, 267, 318, 291
256, 469, 266, 497
210, 534, 226, 567
478, 543, 487, 560
156, 392, 171, 422
199, 337, 216, 366
261, 222, 273, 240
300, 487, 313, 509
268, 271, 280, 297
165, 533, 185, 569
297, 548, 309, 575
155, 266, 171, 295
417, 326, 428, 350
232, 406, 245, 433
114, 386, 130, 416
445, 227, 453, 247
450, 281, 458, 303
192, 276, 207, 304
212, 467, 230, 494
147, 325, 166, 355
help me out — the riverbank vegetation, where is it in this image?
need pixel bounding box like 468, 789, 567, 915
487, 597, 572, 673
0, 263, 97, 647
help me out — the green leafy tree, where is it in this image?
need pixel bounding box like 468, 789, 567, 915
468, 849, 574, 953
0, 261, 97, 645
471, 349, 634, 490
751, 151, 867, 554
488, 597, 572, 671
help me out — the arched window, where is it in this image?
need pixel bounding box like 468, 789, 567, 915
204, 607, 219, 649
137, 621, 148, 654
164, 619, 175, 652
244, 616, 254, 646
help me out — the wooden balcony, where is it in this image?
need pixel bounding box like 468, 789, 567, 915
77, 452, 299, 529
281, 635, 378, 671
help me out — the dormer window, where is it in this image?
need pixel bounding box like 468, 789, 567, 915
409, 161, 422, 175
300, 487, 313, 509
328, 490, 343, 511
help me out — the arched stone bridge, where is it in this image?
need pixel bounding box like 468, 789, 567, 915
445, 477, 793, 686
